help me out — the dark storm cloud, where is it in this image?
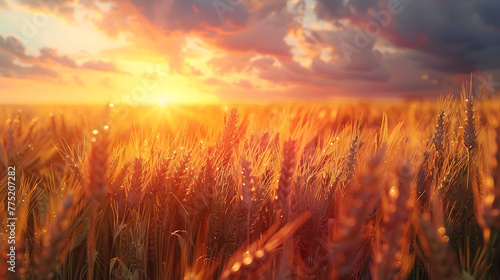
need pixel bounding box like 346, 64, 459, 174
130, 0, 250, 33
476, 0, 500, 28
249, 0, 289, 20
314, 0, 500, 74
315, 0, 351, 19
128, 0, 292, 33
386, 0, 500, 73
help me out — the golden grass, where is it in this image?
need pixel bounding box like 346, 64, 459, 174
0, 92, 500, 279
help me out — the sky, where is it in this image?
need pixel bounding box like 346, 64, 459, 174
0, 0, 500, 104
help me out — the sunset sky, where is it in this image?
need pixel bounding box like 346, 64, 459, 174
1, 0, 500, 104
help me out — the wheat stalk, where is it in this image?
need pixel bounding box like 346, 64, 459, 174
85, 127, 109, 205
127, 157, 144, 209
276, 139, 297, 225
463, 97, 477, 152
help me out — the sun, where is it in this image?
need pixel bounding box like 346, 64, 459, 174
158, 96, 169, 107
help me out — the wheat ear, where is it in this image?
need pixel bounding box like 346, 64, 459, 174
276, 139, 297, 225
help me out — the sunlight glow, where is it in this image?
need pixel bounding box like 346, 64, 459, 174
158, 96, 169, 107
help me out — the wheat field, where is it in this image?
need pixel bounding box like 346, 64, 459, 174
1, 89, 500, 279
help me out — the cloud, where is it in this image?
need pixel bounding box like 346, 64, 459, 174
39, 48, 78, 68
106, 0, 296, 65
204, 77, 222, 85
209, 52, 255, 75
311, 56, 390, 82
82, 60, 119, 72
256, 58, 313, 85
17, 0, 76, 20
0, 53, 59, 78
95, 3, 137, 38
127, 0, 292, 35
0, 34, 60, 78
93, 0, 500, 98
382, 0, 500, 73
0, 35, 29, 58
216, 20, 291, 57
314, 0, 352, 20
4, 0, 499, 100
236, 79, 253, 89
314, 0, 500, 73
477, 0, 500, 28
0, 34, 79, 68
18, 0, 73, 6
129, 0, 249, 33
0, 34, 123, 81
250, 0, 289, 20
249, 56, 276, 71
101, 77, 112, 87
73, 75, 85, 87
189, 66, 203, 76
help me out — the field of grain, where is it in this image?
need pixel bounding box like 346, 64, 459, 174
1, 90, 500, 279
